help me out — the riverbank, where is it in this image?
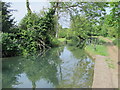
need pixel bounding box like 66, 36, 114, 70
85, 36, 118, 88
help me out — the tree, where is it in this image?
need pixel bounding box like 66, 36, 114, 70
18, 5, 56, 56
99, 2, 119, 38
70, 15, 92, 48
1, 2, 15, 33
108, 2, 119, 38
1, 2, 21, 57
2, 1, 57, 57
50, 2, 109, 40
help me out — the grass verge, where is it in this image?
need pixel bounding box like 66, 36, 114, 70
85, 44, 108, 56
58, 38, 66, 42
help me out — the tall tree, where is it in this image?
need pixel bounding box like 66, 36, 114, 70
50, 2, 60, 38
70, 15, 92, 48
109, 2, 119, 38
50, 2, 109, 39
1, 2, 14, 33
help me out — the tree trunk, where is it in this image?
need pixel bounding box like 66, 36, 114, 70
26, 0, 32, 15
55, 2, 59, 38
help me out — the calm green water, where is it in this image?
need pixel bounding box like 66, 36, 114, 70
2, 46, 94, 88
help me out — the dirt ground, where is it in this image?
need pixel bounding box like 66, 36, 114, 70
92, 37, 119, 88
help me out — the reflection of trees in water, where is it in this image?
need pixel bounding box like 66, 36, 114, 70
2, 58, 23, 88
2, 46, 94, 88
2, 46, 64, 88
23, 58, 59, 88
67, 46, 87, 60
23, 47, 64, 88
57, 46, 94, 88
69, 46, 94, 87
72, 59, 94, 88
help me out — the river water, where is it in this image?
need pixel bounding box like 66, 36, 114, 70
2, 46, 94, 88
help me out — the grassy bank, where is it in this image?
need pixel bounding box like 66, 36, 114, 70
58, 38, 66, 42
58, 38, 74, 46
85, 36, 116, 69
85, 44, 108, 56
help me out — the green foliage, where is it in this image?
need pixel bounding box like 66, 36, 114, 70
18, 29, 38, 56
69, 15, 93, 48
70, 15, 92, 39
100, 13, 118, 38
109, 2, 119, 26
58, 38, 66, 42
94, 14, 110, 37
112, 38, 120, 48
19, 13, 39, 30
58, 28, 68, 38
1, 2, 15, 33
58, 28, 73, 40
2, 2, 118, 57
50, 38, 60, 47
2, 3, 56, 57
17, 8, 56, 56
1, 33, 21, 57
100, 2, 119, 38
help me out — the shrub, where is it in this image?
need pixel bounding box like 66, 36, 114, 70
1, 33, 21, 57
112, 38, 120, 48
50, 38, 60, 47
17, 29, 38, 56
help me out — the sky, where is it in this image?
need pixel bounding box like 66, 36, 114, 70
5, 2, 51, 24
2, 0, 111, 28
2, 0, 70, 28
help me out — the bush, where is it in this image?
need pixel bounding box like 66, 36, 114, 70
17, 29, 38, 56
1, 33, 21, 57
112, 38, 120, 48
2, 8, 56, 57
58, 30, 67, 38
50, 38, 60, 47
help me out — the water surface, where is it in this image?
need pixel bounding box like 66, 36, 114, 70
2, 46, 94, 88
